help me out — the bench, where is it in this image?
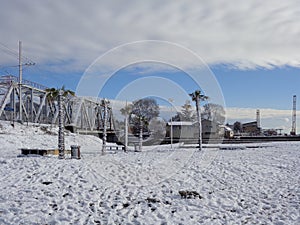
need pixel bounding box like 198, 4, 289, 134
104, 145, 125, 151
219, 146, 246, 150
20, 148, 71, 156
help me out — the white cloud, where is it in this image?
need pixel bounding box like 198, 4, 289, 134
0, 0, 300, 73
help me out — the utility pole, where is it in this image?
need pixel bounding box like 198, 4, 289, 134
291, 95, 296, 135
18, 41, 22, 122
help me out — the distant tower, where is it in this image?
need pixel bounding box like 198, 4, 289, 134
256, 109, 261, 128
291, 95, 296, 135
256, 109, 261, 135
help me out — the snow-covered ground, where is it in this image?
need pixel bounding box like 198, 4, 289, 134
0, 121, 299, 224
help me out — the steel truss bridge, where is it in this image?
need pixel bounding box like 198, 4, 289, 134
0, 75, 115, 135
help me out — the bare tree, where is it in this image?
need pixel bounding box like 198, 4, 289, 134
171, 100, 196, 122
189, 90, 208, 150
233, 121, 243, 133
202, 103, 225, 124
130, 98, 159, 151
180, 100, 196, 121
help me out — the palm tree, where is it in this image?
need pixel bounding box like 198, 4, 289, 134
45, 85, 75, 103
45, 86, 75, 123
45, 87, 58, 103
189, 90, 208, 150
101, 99, 110, 154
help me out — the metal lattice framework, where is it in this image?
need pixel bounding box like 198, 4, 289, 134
0, 75, 114, 133
65, 96, 114, 133
291, 95, 296, 135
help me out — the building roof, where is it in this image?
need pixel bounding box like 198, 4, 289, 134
219, 125, 233, 131
243, 121, 257, 126
167, 119, 220, 126
167, 121, 197, 126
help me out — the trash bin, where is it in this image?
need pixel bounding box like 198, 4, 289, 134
71, 145, 81, 159
134, 143, 140, 151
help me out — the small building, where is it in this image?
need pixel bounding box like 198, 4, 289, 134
220, 125, 234, 138
242, 121, 261, 136
167, 121, 196, 140
263, 129, 278, 136
166, 119, 223, 140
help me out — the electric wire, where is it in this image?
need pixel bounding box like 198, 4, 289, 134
0, 42, 35, 64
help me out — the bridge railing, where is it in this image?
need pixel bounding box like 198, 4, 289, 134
0, 75, 48, 90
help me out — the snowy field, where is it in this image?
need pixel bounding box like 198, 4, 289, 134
0, 121, 299, 225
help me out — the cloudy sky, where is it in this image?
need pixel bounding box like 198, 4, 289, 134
1, 0, 300, 133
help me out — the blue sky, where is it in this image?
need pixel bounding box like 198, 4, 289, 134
14, 62, 299, 111
0, 0, 300, 133
212, 65, 300, 110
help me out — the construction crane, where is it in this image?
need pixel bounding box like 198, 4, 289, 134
291, 95, 296, 135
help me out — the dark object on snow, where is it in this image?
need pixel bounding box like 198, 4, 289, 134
179, 190, 202, 199
20, 148, 71, 156
42, 181, 53, 185
123, 203, 130, 208
146, 197, 161, 203
71, 145, 81, 159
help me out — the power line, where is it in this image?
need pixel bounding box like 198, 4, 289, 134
0, 42, 36, 77
0, 42, 19, 58
0, 41, 35, 64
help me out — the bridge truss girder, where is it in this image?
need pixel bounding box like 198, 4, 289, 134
0, 75, 114, 132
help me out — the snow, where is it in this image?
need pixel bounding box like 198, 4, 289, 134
0, 120, 299, 224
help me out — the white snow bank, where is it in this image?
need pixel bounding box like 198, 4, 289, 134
0, 121, 299, 224
0, 121, 102, 158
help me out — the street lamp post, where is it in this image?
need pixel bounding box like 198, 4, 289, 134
168, 98, 174, 150
124, 101, 128, 152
